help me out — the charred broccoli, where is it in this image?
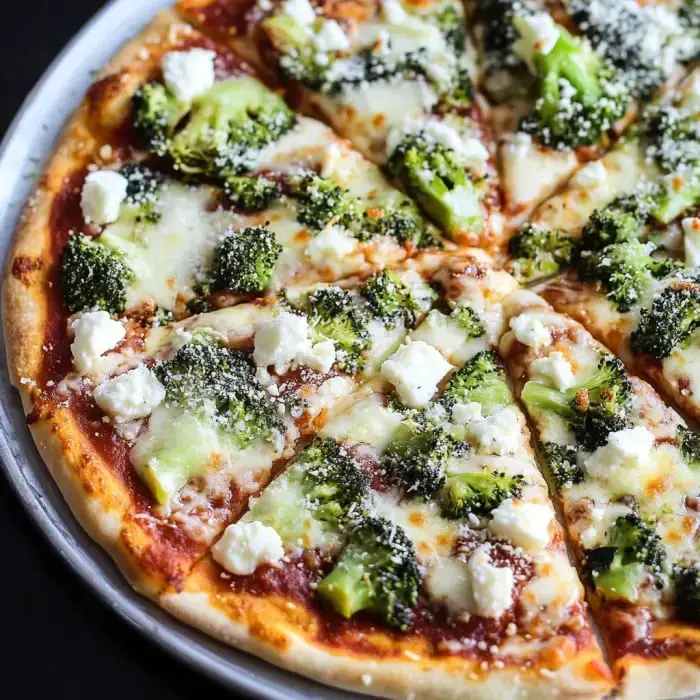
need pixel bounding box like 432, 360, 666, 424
441, 469, 523, 519
287, 171, 358, 232
542, 442, 584, 490
580, 192, 655, 251
362, 269, 421, 328
678, 425, 700, 469
132, 81, 184, 155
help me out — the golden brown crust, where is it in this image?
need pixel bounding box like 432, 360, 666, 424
161, 557, 613, 700
2, 10, 217, 597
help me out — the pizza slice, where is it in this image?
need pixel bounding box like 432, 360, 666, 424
469, 0, 697, 224
178, 0, 505, 248
159, 257, 611, 699
500, 290, 700, 698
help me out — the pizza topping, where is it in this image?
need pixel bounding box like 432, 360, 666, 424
424, 557, 472, 614
509, 312, 550, 349
80, 170, 128, 226
530, 351, 575, 392
489, 498, 552, 552
304, 224, 357, 265
70, 311, 126, 373
313, 20, 350, 53
212, 520, 285, 575
441, 467, 524, 520
467, 545, 514, 618
583, 426, 655, 482
321, 396, 403, 451
467, 406, 523, 456
571, 160, 608, 190
281, 0, 316, 28
683, 217, 700, 267
93, 365, 165, 421
410, 307, 485, 362
162, 49, 216, 104
512, 12, 559, 73
380, 339, 453, 409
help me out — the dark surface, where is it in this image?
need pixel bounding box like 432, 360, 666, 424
0, 2, 244, 698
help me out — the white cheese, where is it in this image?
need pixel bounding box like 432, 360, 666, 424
683, 217, 700, 267
513, 12, 560, 73
321, 396, 403, 450
489, 498, 552, 551
509, 313, 551, 349
313, 20, 350, 52
530, 351, 575, 391
298, 339, 336, 374
380, 340, 453, 408
304, 225, 357, 265
253, 312, 310, 373
422, 121, 489, 175
572, 160, 608, 190
162, 49, 216, 103
468, 546, 514, 618
71, 311, 126, 373
382, 0, 408, 24
424, 557, 472, 614
282, 0, 316, 26
410, 310, 468, 360
584, 426, 655, 481
468, 406, 523, 456
93, 365, 165, 421
212, 521, 284, 575
452, 401, 482, 425
81, 170, 128, 226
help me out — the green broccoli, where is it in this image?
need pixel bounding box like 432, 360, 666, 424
388, 132, 483, 240
508, 223, 576, 282
362, 269, 421, 329
305, 287, 371, 373
521, 355, 632, 450
155, 340, 284, 447
382, 416, 461, 499
317, 516, 420, 629
450, 305, 486, 338
440, 350, 512, 417
541, 442, 584, 490
678, 425, 700, 469
518, 21, 630, 149
169, 78, 295, 178
435, 5, 467, 52
578, 239, 682, 313
584, 513, 665, 602
360, 199, 435, 248
287, 171, 358, 232
673, 564, 700, 621
631, 279, 700, 359
223, 175, 280, 211
132, 81, 185, 155
59, 233, 134, 314
210, 226, 282, 294
247, 437, 369, 545
580, 193, 655, 251
441, 469, 524, 519
435, 65, 474, 112
118, 163, 163, 224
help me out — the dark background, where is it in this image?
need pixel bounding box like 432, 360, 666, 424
1, 2, 242, 698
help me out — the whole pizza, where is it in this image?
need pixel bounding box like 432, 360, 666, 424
4, 1, 700, 698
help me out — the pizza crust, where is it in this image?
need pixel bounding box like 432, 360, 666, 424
618, 657, 700, 700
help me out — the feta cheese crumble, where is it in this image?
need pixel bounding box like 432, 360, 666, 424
282, 0, 316, 26
212, 521, 284, 575
683, 217, 700, 267
162, 48, 216, 103
305, 225, 357, 265
509, 313, 551, 348
512, 13, 560, 73
93, 365, 165, 421
80, 170, 128, 226
490, 499, 552, 552
468, 406, 522, 456
71, 311, 126, 373
530, 351, 575, 391
468, 546, 514, 618
380, 340, 453, 408
313, 20, 350, 52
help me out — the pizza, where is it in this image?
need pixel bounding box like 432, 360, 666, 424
5, 3, 700, 699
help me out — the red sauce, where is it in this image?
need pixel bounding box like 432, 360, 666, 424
190, 0, 258, 38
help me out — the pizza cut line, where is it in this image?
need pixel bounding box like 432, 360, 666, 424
5, 3, 700, 699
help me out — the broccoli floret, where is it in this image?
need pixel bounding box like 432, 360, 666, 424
585, 513, 665, 602
580, 192, 655, 251
362, 269, 420, 328
680, 0, 700, 30
522, 355, 632, 450
287, 171, 358, 232
673, 564, 700, 621
518, 22, 630, 149
450, 305, 486, 338
678, 425, 700, 469
542, 442, 583, 490
210, 226, 282, 294
631, 279, 700, 359
223, 175, 280, 211
132, 81, 184, 155
388, 132, 483, 240
568, 0, 666, 99
156, 340, 283, 447
248, 437, 369, 543
118, 163, 164, 224
508, 223, 576, 282
382, 417, 461, 499
305, 287, 371, 373
317, 516, 420, 629
435, 5, 467, 52
360, 199, 435, 248
59, 233, 134, 314
441, 469, 523, 519
578, 239, 682, 313
169, 78, 295, 178
435, 65, 474, 112
440, 350, 512, 417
